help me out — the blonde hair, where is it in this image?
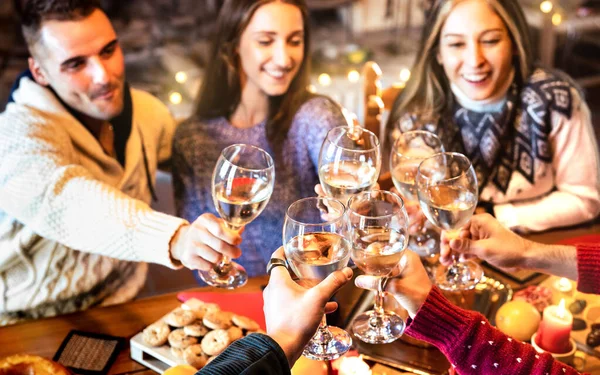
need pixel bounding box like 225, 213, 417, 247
386, 0, 533, 131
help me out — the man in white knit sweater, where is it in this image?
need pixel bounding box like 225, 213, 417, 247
0, 0, 242, 325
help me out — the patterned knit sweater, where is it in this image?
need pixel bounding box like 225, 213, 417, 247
172, 97, 346, 277
0, 76, 186, 325
405, 243, 600, 375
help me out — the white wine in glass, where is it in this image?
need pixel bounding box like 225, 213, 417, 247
199, 144, 274, 289
390, 130, 444, 259
283, 197, 352, 361
416, 152, 483, 291
348, 190, 409, 344
318, 126, 381, 203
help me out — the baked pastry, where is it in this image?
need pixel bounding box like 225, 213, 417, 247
0, 354, 71, 375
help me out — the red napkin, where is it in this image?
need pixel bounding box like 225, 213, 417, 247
177, 292, 266, 330
557, 234, 600, 246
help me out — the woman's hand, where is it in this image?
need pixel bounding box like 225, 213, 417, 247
389, 186, 427, 235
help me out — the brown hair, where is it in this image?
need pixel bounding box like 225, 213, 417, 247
386, 0, 533, 133
194, 0, 313, 146
16, 0, 101, 49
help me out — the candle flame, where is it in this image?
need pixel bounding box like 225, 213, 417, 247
557, 298, 566, 319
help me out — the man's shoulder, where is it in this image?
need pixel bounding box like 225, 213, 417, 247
130, 88, 170, 113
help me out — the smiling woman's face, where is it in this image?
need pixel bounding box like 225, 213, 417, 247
237, 1, 304, 98
437, 0, 514, 101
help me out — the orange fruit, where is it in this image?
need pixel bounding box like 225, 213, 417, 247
495, 300, 541, 342
163, 364, 197, 375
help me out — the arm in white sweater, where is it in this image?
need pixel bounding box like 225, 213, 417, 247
0, 106, 186, 268
494, 89, 600, 232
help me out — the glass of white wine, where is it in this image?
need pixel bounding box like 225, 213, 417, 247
283, 197, 352, 360
416, 152, 483, 291
347, 190, 409, 344
318, 126, 381, 204
199, 144, 274, 289
390, 130, 444, 259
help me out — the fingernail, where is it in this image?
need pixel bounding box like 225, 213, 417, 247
342, 267, 353, 279
450, 239, 462, 249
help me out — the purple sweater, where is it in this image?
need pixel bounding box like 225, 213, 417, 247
171, 97, 346, 277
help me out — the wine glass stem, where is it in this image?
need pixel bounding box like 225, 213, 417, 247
313, 315, 333, 344
369, 277, 386, 327
216, 223, 242, 270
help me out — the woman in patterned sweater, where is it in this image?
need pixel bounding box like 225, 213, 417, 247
386, 0, 600, 232
172, 0, 346, 279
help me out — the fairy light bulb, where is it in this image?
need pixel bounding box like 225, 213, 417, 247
540, 1, 553, 13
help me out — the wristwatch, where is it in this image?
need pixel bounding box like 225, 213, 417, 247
266, 258, 289, 276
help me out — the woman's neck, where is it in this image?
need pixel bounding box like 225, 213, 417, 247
230, 80, 269, 129
451, 68, 515, 113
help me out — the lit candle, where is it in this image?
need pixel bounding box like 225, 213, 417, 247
535, 299, 573, 353
554, 278, 572, 293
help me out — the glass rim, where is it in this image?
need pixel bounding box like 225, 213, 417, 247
347, 190, 406, 220
220, 143, 275, 172
391, 130, 443, 159
285, 196, 346, 227
417, 152, 473, 183
324, 126, 381, 153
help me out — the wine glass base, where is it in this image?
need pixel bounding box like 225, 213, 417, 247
352, 310, 405, 344
197, 261, 248, 289
435, 260, 483, 292
302, 326, 352, 361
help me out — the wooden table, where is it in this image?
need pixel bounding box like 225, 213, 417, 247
0, 219, 598, 374
0, 276, 268, 375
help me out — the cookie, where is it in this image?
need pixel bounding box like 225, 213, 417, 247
183, 344, 209, 369
232, 314, 260, 331
184, 322, 210, 337
170, 346, 184, 359
201, 329, 231, 356
203, 310, 233, 330
168, 328, 198, 349
164, 307, 196, 327
228, 326, 243, 341
142, 321, 170, 347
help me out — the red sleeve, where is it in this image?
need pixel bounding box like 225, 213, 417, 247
576, 243, 600, 294
404, 287, 586, 375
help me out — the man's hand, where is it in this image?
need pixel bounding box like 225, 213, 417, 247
440, 213, 532, 271
169, 213, 242, 270
264, 247, 353, 367
355, 250, 432, 318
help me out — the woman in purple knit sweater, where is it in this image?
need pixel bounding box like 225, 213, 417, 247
171, 0, 346, 278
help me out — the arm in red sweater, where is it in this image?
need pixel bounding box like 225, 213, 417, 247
405, 287, 586, 375
576, 243, 600, 294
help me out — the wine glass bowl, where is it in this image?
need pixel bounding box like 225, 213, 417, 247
283, 197, 352, 360
347, 190, 409, 344
199, 144, 275, 289
416, 152, 482, 291
390, 130, 444, 259
318, 126, 381, 204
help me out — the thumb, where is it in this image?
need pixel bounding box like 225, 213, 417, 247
354, 274, 379, 291
449, 237, 478, 256
312, 267, 352, 303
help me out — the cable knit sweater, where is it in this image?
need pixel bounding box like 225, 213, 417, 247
0, 75, 186, 325
172, 96, 346, 277
404, 243, 600, 375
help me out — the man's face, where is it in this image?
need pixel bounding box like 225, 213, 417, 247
30, 9, 125, 121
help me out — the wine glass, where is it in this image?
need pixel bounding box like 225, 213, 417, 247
347, 190, 409, 344
415, 152, 483, 291
318, 126, 381, 204
198, 144, 275, 289
390, 130, 444, 260
283, 197, 352, 360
